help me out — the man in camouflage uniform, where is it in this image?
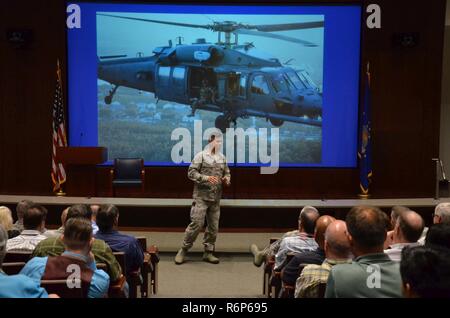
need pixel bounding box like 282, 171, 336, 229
175, 134, 231, 264
190, 79, 215, 116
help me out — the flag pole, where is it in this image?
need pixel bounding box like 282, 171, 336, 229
358, 61, 372, 199
53, 59, 67, 196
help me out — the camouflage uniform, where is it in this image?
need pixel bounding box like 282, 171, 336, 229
182, 149, 231, 252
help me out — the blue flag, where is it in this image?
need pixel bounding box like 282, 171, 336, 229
358, 66, 372, 195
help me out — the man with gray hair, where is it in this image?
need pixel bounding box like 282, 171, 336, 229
418, 202, 450, 245
250, 206, 320, 267
0, 225, 51, 298
433, 202, 450, 225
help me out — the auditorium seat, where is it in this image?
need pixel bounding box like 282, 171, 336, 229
4, 251, 32, 263
136, 236, 160, 297
262, 237, 278, 297
2, 262, 26, 275
41, 279, 85, 298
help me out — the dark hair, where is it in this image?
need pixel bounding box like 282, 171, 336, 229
66, 204, 92, 222
96, 204, 119, 232
63, 218, 93, 250
208, 134, 217, 143
300, 210, 319, 235
398, 211, 424, 243
400, 246, 450, 298
16, 200, 33, 220
23, 204, 47, 230
346, 206, 388, 249
425, 224, 450, 250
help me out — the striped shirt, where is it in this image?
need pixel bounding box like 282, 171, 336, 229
6, 230, 47, 252
295, 259, 351, 298
275, 233, 318, 268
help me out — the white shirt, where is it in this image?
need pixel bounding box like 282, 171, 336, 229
384, 242, 420, 262
6, 230, 47, 252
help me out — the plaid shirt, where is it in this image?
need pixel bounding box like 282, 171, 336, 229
32, 237, 122, 282
295, 258, 351, 298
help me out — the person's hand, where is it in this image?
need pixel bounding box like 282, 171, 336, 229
207, 176, 220, 185
48, 294, 60, 298
222, 177, 231, 187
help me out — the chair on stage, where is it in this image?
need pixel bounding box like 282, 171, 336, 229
110, 158, 145, 197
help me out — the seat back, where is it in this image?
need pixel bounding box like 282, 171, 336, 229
2, 262, 26, 275
4, 251, 32, 263
41, 279, 85, 298
317, 282, 327, 298
114, 158, 143, 180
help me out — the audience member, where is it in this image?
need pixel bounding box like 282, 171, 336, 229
274, 207, 320, 269
43, 207, 69, 238
20, 218, 109, 298
295, 220, 352, 298
384, 206, 409, 249
90, 204, 100, 235
282, 215, 335, 286
95, 204, 144, 278
12, 200, 33, 233
384, 210, 424, 261
400, 246, 450, 298
250, 206, 320, 267
425, 223, 450, 250
325, 206, 403, 297
0, 206, 20, 239
7, 204, 47, 251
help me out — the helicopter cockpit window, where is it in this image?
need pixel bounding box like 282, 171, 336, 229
287, 71, 307, 89
271, 74, 291, 93
251, 75, 270, 95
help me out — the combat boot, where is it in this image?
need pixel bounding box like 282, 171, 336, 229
250, 244, 265, 267
175, 248, 188, 265
203, 252, 220, 264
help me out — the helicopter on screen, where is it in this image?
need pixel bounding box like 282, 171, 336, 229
97, 14, 324, 132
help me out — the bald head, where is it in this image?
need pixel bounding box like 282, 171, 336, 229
395, 210, 424, 243
324, 220, 351, 259
299, 206, 320, 235
314, 215, 336, 249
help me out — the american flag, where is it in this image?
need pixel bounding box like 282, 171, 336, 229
51, 60, 67, 192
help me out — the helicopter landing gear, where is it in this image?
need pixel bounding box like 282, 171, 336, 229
269, 118, 284, 127
104, 85, 119, 105
215, 114, 231, 133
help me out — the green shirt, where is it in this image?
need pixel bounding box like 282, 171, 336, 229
325, 253, 403, 298
32, 237, 122, 282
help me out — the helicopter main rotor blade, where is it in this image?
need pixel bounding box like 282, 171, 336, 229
97, 14, 211, 30
250, 21, 324, 32
234, 29, 318, 47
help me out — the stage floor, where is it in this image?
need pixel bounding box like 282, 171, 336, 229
1, 194, 448, 208
1, 195, 447, 230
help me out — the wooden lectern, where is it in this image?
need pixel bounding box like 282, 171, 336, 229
56, 147, 107, 197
